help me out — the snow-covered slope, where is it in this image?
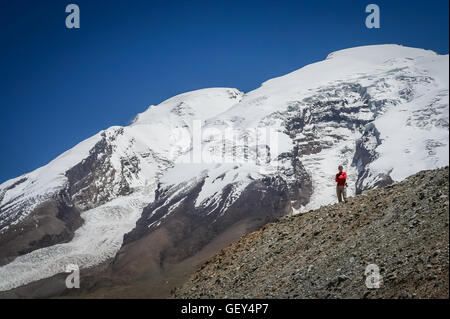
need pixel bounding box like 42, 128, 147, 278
0, 45, 448, 293
0, 134, 102, 230
0, 88, 243, 290
0, 88, 243, 230
156, 44, 449, 214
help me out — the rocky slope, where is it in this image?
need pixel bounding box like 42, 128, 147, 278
174, 167, 449, 299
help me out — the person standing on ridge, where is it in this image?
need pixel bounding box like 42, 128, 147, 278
335, 165, 348, 203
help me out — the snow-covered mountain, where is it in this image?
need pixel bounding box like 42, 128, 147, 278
0, 44, 448, 294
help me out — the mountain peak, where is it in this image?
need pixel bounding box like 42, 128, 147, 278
325, 44, 438, 61
0, 45, 448, 297
131, 87, 243, 126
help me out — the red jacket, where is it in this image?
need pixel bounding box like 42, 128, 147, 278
335, 172, 347, 186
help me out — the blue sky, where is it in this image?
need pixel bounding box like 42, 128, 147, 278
0, 0, 448, 183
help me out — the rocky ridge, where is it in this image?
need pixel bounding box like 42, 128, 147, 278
174, 167, 449, 299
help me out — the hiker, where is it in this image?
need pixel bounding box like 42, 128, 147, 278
335, 165, 348, 203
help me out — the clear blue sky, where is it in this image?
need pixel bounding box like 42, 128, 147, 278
0, 0, 448, 183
